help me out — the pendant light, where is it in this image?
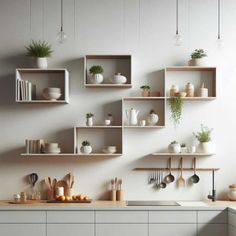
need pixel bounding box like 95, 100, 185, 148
217, 0, 223, 47
56, 0, 67, 43
174, 0, 183, 46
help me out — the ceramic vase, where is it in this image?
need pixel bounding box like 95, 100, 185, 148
188, 58, 207, 66
90, 73, 103, 84
197, 142, 212, 153
80, 145, 92, 154
168, 142, 181, 153
147, 113, 159, 126
110, 73, 127, 84
141, 90, 150, 97
86, 117, 93, 126
36, 57, 48, 69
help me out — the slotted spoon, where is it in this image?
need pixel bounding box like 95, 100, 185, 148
177, 158, 185, 187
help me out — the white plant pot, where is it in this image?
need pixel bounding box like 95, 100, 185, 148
36, 57, 48, 69
197, 142, 212, 153
90, 73, 103, 84
168, 143, 181, 153
80, 145, 92, 154
147, 113, 159, 126
86, 117, 93, 126
188, 58, 207, 66
228, 188, 236, 201
181, 147, 188, 153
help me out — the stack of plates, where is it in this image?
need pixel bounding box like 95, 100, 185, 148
44, 143, 61, 154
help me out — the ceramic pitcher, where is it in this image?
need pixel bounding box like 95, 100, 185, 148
126, 108, 139, 126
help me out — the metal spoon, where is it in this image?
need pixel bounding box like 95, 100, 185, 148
160, 171, 167, 189
165, 158, 175, 183
177, 158, 185, 187
29, 173, 38, 187
190, 158, 200, 184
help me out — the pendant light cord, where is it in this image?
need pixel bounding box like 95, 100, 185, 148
217, 0, 221, 39
176, 0, 179, 35
61, 0, 63, 32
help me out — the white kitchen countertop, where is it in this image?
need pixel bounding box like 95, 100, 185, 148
0, 200, 235, 211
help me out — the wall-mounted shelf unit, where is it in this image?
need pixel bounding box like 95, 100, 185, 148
165, 66, 216, 99
21, 153, 121, 157
122, 97, 165, 128
84, 55, 132, 88
74, 126, 123, 155
16, 69, 69, 104
151, 152, 215, 157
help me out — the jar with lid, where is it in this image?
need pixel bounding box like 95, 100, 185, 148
169, 85, 179, 97
185, 82, 194, 97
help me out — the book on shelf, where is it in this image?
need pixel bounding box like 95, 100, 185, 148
25, 139, 45, 154
17, 79, 36, 101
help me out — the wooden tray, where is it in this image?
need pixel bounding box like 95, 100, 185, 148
47, 200, 92, 203
8, 201, 41, 204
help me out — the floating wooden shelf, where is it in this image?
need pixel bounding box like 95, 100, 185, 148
75, 126, 122, 129
124, 126, 165, 129
166, 97, 216, 101
21, 153, 121, 157
165, 66, 217, 72
84, 55, 132, 88
123, 97, 165, 101
151, 153, 215, 157
16, 100, 69, 104
134, 167, 220, 171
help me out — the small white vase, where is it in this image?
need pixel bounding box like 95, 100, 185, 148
80, 145, 92, 154
147, 113, 159, 126
168, 143, 181, 153
36, 57, 48, 69
90, 74, 103, 84
197, 142, 212, 153
86, 117, 93, 126
110, 73, 127, 84
188, 58, 207, 66
181, 147, 188, 153
188, 146, 196, 153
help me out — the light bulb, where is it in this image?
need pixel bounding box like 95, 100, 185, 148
216, 38, 223, 49
174, 34, 183, 46
56, 30, 68, 44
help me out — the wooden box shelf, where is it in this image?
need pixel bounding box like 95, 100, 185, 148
151, 152, 215, 157
84, 55, 132, 88
165, 66, 216, 99
15, 69, 69, 104
122, 97, 165, 128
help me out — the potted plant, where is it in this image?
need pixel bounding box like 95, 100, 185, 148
140, 85, 150, 97
107, 113, 114, 125
168, 141, 181, 153
86, 113, 94, 126
169, 97, 183, 127
188, 49, 207, 66
26, 40, 53, 69
181, 143, 187, 153
193, 124, 213, 153
89, 65, 104, 84
146, 109, 159, 126
80, 141, 92, 154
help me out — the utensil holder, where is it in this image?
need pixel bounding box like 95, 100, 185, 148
67, 188, 74, 197
116, 190, 124, 201
47, 190, 54, 200
110, 190, 116, 201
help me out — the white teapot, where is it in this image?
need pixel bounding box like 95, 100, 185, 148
126, 108, 139, 126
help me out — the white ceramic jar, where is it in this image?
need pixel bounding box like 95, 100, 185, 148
110, 73, 127, 84
147, 113, 159, 126
36, 57, 48, 69
228, 187, 236, 201
90, 73, 103, 84
86, 117, 93, 126
80, 145, 92, 154
168, 142, 181, 153
185, 82, 194, 97
197, 142, 212, 153
169, 85, 179, 97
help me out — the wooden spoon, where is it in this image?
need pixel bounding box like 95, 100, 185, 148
177, 158, 185, 187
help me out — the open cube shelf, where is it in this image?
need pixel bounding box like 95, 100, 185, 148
84, 55, 132, 88
16, 69, 69, 103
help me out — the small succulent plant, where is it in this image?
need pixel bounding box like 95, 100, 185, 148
82, 140, 91, 146
89, 65, 104, 75
86, 113, 94, 118
191, 49, 207, 59
181, 143, 186, 148
140, 85, 151, 90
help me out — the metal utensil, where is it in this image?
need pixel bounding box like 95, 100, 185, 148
29, 173, 38, 187
190, 158, 200, 184
165, 158, 175, 183
177, 158, 185, 187
160, 171, 167, 189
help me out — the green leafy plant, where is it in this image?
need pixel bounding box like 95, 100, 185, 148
82, 140, 91, 146
25, 40, 53, 57
181, 143, 186, 148
191, 49, 207, 59
89, 65, 104, 75
193, 124, 212, 143
140, 85, 150, 90
171, 141, 179, 145
169, 97, 183, 126
86, 113, 94, 118
149, 109, 156, 114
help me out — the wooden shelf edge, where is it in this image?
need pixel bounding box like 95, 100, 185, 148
123, 126, 165, 128
123, 97, 165, 100
85, 84, 132, 88
151, 153, 215, 156
166, 97, 216, 101
21, 153, 122, 157
75, 126, 122, 129
16, 100, 69, 104
134, 167, 220, 171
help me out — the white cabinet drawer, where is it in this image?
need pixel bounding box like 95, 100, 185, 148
0, 211, 46, 223
198, 223, 227, 236
229, 211, 236, 228
198, 211, 227, 224
96, 211, 148, 223
47, 211, 94, 223
149, 211, 196, 223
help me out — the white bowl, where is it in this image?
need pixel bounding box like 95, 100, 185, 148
45, 143, 58, 149
102, 146, 117, 154
43, 87, 61, 93
43, 88, 62, 101
44, 147, 61, 154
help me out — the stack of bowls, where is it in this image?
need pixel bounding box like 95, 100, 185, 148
44, 143, 61, 154
102, 146, 117, 154
43, 87, 62, 101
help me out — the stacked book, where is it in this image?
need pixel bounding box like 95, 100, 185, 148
25, 139, 45, 154
16, 79, 36, 101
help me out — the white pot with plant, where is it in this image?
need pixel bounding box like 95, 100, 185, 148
169, 97, 183, 127
107, 113, 114, 125
168, 141, 181, 153
181, 144, 187, 153
193, 124, 213, 153
188, 49, 207, 66
146, 109, 159, 126
140, 85, 150, 97
86, 113, 94, 126
26, 40, 53, 69
89, 65, 104, 84
80, 141, 92, 154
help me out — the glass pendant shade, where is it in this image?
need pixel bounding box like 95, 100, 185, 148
174, 33, 183, 46
216, 37, 223, 48
174, 0, 183, 46
56, 28, 67, 44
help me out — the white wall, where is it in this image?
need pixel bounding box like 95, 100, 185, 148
0, 0, 236, 200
